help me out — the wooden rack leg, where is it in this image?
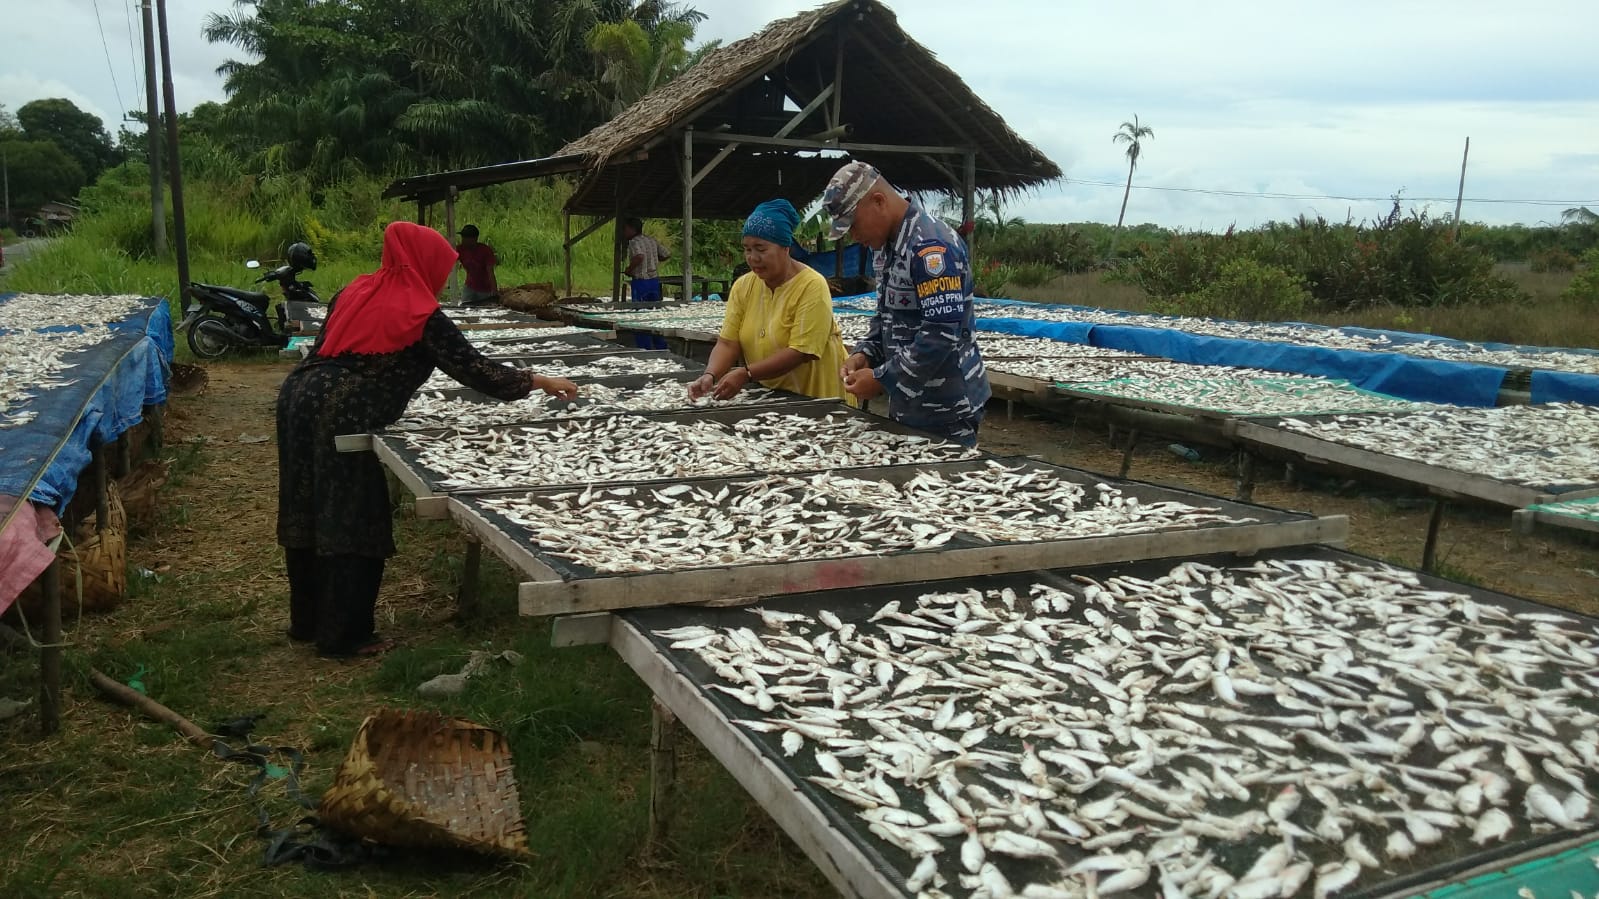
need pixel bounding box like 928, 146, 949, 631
1422, 500, 1446, 573
458, 538, 482, 618
647, 697, 679, 848
1117, 428, 1139, 479
40, 559, 62, 735
115, 433, 132, 478
1283, 461, 1298, 488
148, 404, 165, 452
94, 446, 110, 530
1234, 452, 1258, 503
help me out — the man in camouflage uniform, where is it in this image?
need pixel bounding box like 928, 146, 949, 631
822, 162, 990, 446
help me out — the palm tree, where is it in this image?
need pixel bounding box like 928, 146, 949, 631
1110, 115, 1153, 256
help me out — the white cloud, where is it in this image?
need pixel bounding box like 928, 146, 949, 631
4, 0, 1597, 228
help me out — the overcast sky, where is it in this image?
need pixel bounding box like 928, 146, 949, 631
5, 0, 1597, 229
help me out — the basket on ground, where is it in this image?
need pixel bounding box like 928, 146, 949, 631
318, 709, 530, 859
19, 480, 127, 615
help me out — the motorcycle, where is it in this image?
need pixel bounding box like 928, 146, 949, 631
178, 242, 321, 359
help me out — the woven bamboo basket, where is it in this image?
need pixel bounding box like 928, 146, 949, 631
318, 709, 530, 859
117, 458, 169, 525
18, 481, 127, 615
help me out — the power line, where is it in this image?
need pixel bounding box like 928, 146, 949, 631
91, 0, 129, 121
1062, 176, 1598, 208
123, 0, 144, 101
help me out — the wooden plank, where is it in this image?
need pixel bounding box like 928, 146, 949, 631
519, 516, 1347, 616
987, 370, 1050, 397
334, 433, 372, 453
447, 497, 564, 584
608, 619, 903, 899
551, 613, 614, 647
1527, 508, 1599, 536
1231, 420, 1547, 509
371, 436, 440, 503
413, 496, 450, 520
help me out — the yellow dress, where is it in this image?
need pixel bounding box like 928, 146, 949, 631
719, 267, 855, 405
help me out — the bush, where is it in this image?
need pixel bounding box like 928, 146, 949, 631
1563, 248, 1599, 305
1529, 247, 1579, 273
1162, 257, 1311, 321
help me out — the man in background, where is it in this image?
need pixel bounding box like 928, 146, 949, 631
621, 217, 670, 348
455, 224, 498, 306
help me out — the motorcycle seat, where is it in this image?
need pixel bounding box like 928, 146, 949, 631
208, 285, 273, 307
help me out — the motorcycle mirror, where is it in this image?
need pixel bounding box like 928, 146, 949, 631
245, 260, 261, 269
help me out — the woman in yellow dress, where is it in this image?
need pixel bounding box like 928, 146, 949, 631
687, 199, 855, 404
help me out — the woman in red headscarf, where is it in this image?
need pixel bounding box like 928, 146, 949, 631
276, 222, 578, 658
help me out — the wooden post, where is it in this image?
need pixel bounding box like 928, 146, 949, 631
1234, 451, 1257, 503
1117, 428, 1139, 479
445, 187, 458, 301
681, 128, 694, 306
612, 188, 624, 302
39, 558, 61, 735
647, 696, 679, 848
1452, 137, 1470, 239
147, 404, 165, 452
1422, 500, 1446, 573
458, 539, 481, 619
140, 0, 165, 257
416, 201, 426, 225
562, 209, 573, 297
94, 445, 110, 531
154, 0, 191, 310
962, 150, 977, 253
115, 433, 132, 478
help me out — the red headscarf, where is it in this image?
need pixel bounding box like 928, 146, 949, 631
316, 222, 458, 357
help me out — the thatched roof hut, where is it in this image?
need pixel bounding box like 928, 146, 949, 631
384, 0, 1060, 296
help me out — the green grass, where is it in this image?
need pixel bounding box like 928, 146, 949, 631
0, 430, 829, 897
1003, 267, 1597, 349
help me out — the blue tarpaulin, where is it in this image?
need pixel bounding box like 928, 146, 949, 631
1531, 370, 1599, 406
0, 296, 172, 512
802, 244, 873, 279
975, 316, 1099, 346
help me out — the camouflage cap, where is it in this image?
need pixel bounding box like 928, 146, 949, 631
820, 161, 881, 239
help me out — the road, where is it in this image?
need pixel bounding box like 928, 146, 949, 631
2, 237, 47, 268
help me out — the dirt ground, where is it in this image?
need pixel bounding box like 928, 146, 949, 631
156, 360, 1598, 619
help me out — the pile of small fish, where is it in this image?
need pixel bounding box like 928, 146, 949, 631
463, 326, 594, 342
728, 411, 978, 471
443, 307, 539, 322
392, 378, 782, 430
1066, 376, 1426, 417
402, 409, 973, 490
407, 416, 755, 488
477, 339, 603, 356
0, 328, 126, 428
294, 305, 326, 321
589, 302, 729, 326
481, 476, 957, 572
988, 358, 1252, 384
806, 462, 1254, 543
419, 353, 692, 390
1276, 403, 1599, 488
658, 554, 1599, 898
960, 300, 1599, 378
0, 293, 150, 331
978, 337, 1146, 361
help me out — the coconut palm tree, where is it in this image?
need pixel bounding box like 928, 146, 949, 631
1110, 115, 1153, 256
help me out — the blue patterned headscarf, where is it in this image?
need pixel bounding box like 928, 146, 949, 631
742, 199, 800, 247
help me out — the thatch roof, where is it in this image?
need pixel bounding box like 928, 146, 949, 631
386, 0, 1059, 217
559, 0, 1058, 216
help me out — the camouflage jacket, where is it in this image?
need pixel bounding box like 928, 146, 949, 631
854, 205, 990, 444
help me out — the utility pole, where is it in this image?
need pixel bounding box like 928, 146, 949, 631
141, 0, 166, 256
155, 0, 190, 309
1452, 137, 1470, 239
2, 148, 9, 231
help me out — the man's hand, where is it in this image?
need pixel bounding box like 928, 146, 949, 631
532, 374, 579, 401
843, 366, 883, 400
712, 367, 751, 400
687, 373, 715, 400
839, 352, 870, 380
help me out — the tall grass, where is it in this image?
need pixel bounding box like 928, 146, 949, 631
3, 169, 629, 302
